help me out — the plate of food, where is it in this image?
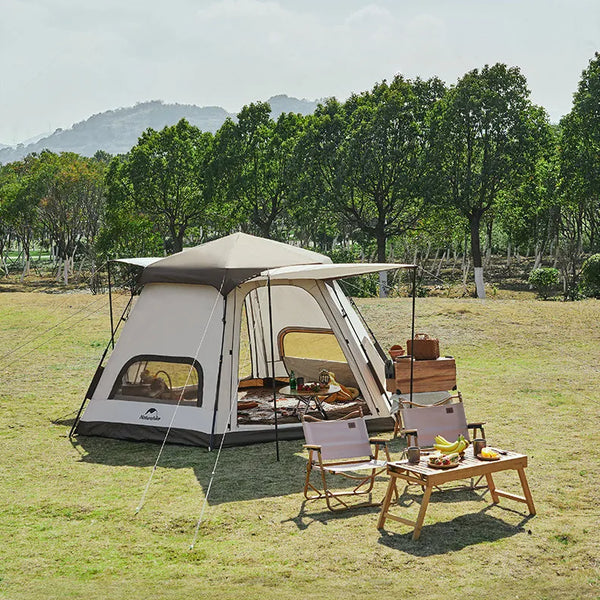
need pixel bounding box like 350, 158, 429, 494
477, 448, 500, 461
428, 453, 460, 469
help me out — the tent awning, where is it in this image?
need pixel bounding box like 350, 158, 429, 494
250, 263, 416, 282
113, 257, 162, 268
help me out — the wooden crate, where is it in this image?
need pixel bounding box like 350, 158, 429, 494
386, 357, 456, 394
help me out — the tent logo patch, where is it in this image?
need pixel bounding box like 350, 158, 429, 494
139, 408, 161, 421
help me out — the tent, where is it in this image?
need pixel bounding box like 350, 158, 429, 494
73, 233, 415, 448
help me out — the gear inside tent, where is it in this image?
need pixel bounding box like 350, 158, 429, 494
72, 233, 415, 448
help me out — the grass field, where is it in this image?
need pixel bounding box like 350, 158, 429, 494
0, 291, 598, 599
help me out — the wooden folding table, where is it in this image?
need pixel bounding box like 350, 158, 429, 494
377, 449, 535, 540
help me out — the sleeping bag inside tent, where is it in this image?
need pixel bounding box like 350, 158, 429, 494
73, 233, 414, 448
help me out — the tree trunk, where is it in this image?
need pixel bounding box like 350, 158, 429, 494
533, 241, 543, 270
469, 212, 486, 299
376, 233, 387, 298
435, 249, 446, 278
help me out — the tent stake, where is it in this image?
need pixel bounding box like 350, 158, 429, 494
267, 276, 280, 461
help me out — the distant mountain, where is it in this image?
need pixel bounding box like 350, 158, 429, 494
0, 95, 319, 164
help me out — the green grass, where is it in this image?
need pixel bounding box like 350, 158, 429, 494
0, 292, 599, 599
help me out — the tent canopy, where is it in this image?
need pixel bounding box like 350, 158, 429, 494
253, 263, 415, 282
131, 233, 332, 294
114, 234, 415, 292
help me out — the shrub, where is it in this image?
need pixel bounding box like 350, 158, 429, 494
580, 254, 600, 298
528, 267, 560, 299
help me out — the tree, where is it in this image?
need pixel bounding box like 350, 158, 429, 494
303, 76, 445, 295
37, 152, 107, 284
96, 155, 164, 262
428, 64, 551, 298
112, 119, 214, 253
558, 53, 600, 297
213, 103, 305, 238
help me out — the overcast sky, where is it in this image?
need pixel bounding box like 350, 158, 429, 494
1, 0, 599, 144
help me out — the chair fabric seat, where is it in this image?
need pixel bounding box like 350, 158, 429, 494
320, 459, 387, 474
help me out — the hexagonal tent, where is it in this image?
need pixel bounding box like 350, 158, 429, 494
73, 233, 413, 448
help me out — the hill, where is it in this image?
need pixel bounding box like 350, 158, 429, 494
0, 95, 318, 164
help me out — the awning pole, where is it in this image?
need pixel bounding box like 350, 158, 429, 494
267, 275, 280, 461
107, 261, 115, 349
409, 266, 417, 404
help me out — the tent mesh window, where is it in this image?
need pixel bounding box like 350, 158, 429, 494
109, 355, 203, 406
278, 327, 346, 362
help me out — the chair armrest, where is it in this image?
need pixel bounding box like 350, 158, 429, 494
303, 444, 322, 451
467, 422, 486, 440
369, 437, 388, 445
403, 428, 418, 435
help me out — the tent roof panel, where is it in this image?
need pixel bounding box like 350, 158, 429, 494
132, 233, 331, 293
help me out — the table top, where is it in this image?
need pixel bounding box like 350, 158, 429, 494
279, 384, 341, 398
388, 448, 527, 481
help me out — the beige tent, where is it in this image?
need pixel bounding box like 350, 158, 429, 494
73, 233, 414, 448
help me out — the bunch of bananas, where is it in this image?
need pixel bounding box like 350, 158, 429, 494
434, 434, 469, 455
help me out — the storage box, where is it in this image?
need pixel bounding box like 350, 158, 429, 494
386, 357, 456, 394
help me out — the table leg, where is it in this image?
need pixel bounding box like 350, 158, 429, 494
517, 468, 536, 515
485, 472, 500, 503
377, 476, 396, 529
314, 397, 328, 419
412, 483, 433, 540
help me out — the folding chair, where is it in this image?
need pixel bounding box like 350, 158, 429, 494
393, 392, 486, 491
393, 392, 485, 447
302, 411, 391, 511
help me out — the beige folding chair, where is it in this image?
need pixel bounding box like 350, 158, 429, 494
394, 392, 485, 448
302, 411, 391, 511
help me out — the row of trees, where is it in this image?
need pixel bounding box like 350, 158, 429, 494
1, 55, 600, 298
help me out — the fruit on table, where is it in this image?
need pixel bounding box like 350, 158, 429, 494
297, 382, 321, 392
434, 434, 469, 455
480, 447, 499, 459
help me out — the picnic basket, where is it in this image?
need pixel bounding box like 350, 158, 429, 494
407, 333, 440, 360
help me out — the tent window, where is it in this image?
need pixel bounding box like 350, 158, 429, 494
278, 327, 346, 362
110, 355, 203, 406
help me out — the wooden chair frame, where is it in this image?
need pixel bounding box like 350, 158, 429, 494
302, 410, 392, 511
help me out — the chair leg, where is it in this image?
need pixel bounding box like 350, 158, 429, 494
393, 415, 400, 438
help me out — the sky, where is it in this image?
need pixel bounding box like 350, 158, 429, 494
1, 0, 599, 145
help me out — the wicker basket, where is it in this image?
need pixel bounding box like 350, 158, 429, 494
389, 344, 405, 360
407, 333, 440, 360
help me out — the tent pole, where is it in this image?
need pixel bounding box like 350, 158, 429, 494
209, 296, 228, 452
70, 288, 135, 439
409, 266, 417, 405
347, 294, 388, 362
267, 276, 280, 462
108, 261, 115, 349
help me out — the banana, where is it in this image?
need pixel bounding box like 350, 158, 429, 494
434, 439, 460, 453
455, 439, 468, 454
433, 434, 472, 455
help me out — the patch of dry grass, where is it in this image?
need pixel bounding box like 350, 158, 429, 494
0, 292, 598, 599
